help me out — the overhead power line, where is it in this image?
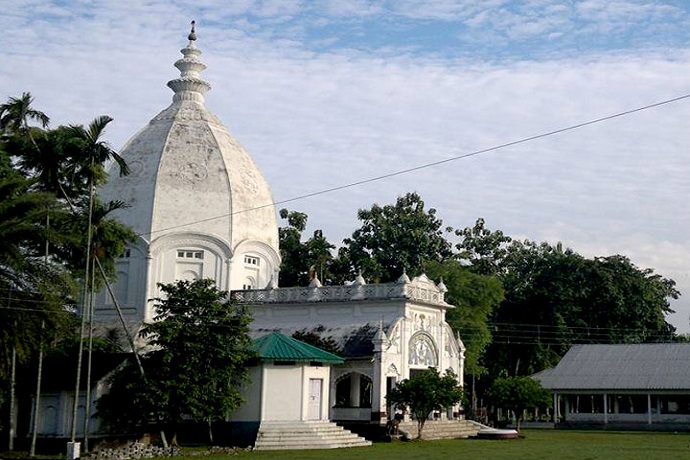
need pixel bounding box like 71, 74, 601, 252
138, 92, 690, 238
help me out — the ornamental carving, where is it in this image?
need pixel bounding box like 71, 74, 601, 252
408, 333, 437, 367
386, 364, 400, 376
127, 160, 145, 178
240, 170, 258, 193
179, 161, 208, 183
387, 322, 401, 353
444, 327, 454, 358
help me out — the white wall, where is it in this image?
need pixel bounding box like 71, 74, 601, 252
227, 366, 263, 422
262, 365, 302, 421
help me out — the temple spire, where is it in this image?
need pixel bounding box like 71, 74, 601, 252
167, 20, 211, 103
188, 20, 197, 42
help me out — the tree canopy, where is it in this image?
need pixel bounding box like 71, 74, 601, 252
278, 208, 335, 286
386, 368, 463, 439
457, 219, 680, 378
335, 192, 454, 283
423, 260, 504, 377
0, 93, 135, 417
97, 279, 255, 443
488, 376, 551, 430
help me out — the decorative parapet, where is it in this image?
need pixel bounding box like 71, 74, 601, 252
232, 273, 450, 306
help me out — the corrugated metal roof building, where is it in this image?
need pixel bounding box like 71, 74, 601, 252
534, 343, 690, 428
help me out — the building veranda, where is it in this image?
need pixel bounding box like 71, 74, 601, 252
535, 343, 690, 429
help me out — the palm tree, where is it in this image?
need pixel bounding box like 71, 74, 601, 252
0, 92, 50, 133
0, 175, 75, 420
0, 93, 54, 451
66, 115, 129, 192
63, 115, 128, 446
16, 127, 73, 198
0, 176, 55, 266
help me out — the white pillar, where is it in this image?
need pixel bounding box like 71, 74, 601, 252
349, 373, 361, 407
647, 394, 652, 425
603, 394, 608, 425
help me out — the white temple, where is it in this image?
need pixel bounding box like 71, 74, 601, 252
90, 23, 468, 437
96, 23, 280, 322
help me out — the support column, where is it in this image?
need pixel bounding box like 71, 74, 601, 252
371, 322, 389, 423
372, 358, 387, 422
349, 373, 361, 407
647, 394, 652, 425
603, 394, 608, 425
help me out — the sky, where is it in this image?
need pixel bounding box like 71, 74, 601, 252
2, 1, 690, 331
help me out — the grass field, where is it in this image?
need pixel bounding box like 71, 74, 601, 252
186, 430, 690, 460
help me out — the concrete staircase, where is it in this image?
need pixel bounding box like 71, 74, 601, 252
254, 420, 373, 450
397, 419, 484, 440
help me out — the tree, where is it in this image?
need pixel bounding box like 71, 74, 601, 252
0, 175, 76, 370
456, 217, 514, 277
423, 260, 503, 377
386, 368, 463, 439
278, 208, 308, 286
458, 220, 680, 378
0, 92, 49, 133
488, 376, 551, 430
0, 94, 137, 449
97, 279, 255, 443
278, 209, 335, 286
335, 192, 454, 283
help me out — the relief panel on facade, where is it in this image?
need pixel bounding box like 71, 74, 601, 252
386, 321, 402, 354
408, 333, 438, 367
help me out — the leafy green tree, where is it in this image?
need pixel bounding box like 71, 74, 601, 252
278, 209, 335, 286
458, 220, 680, 377
423, 260, 503, 377
456, 217, 514, 276
386, 368, 463, 439
335, 192, 454, 283
488, 376, 551, 430
278, 208, 308, 286
97, 279, 255, 443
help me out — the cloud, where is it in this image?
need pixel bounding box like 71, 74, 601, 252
1, 1, 689, 331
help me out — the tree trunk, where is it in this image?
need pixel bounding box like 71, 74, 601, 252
30, 321, 45, 457
83, 260, 97, 453
416, 418, 426, 440
207, 418, 214, 445
8, 344, 16, 451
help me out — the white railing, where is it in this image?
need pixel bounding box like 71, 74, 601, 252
232, 277, 447, 306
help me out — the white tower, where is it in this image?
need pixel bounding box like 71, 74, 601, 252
97, 23, 280, 322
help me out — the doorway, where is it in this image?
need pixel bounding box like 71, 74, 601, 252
307, 378, 323, 420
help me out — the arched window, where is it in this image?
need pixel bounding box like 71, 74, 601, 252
243, 277, 255, 290
334, 373, 372, 408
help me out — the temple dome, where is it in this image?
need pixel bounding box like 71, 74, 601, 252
100, 23, 280, 320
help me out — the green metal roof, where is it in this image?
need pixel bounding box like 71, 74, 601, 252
253, 332, 344, 364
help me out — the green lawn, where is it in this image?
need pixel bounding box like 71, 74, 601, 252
187, 430, 690, 460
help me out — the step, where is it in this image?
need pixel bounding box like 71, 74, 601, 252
397, 420, 484, 440
254, 420, 372, 450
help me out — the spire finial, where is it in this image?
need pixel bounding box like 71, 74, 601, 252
188, 20, 197, 41
167, 20, 211, 103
